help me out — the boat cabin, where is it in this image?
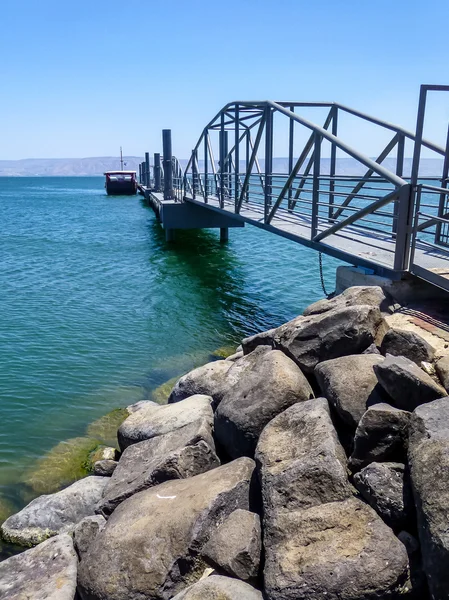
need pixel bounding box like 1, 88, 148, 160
104, 171, 137, 195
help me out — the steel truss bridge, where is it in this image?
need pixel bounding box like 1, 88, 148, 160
138, 85, 449, 292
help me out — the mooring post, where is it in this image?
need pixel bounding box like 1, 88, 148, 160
145, 152, 150, 187
138, 163, 142, 184
220, 227, 229, 243
162, 130, 173, 200
154, 153, 161, 192
165, 228, 174, 242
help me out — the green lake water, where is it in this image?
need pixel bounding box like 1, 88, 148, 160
0, 176, 342, 557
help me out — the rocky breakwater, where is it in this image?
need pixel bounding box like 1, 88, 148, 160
1, 284, 449, 600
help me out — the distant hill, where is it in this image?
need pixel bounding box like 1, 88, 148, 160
0, 156, 444, 177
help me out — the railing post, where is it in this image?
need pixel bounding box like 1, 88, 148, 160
393, 133, 405, 234
162, 130, 173, 200
311, 132, 321, 239
154, 153, 161, 192
191, 149, 197, 199
234, 103, 240, 211
204, 131, 208, 203
145, 152, 150, 187
219, 114, 226, 207
393, 183, 413, 271
329, 105, 338, 219
245, 129, 250, 203
288, 106, 294, 210
264, 106, 273, 223
436, 124, 449, 243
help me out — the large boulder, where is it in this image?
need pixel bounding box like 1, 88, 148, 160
380, 328, 436, 365
171, 575, 263, 600
408, 396, 449, 599
73, 515, 106, 560
214, 347, 313, 458
241, 328, 276, 355
349, 403, 411, 471
263, 497, 409, 600
435, 355, 449, 391
314, 354, 386, 429
374, 354, 446, 411
274, 305, 385, 374
0, 533, 78, 600
353, 462, 414, 531
98, 419, 220, 516
201, 509, 261, 581
303, 285, 390, 316
256, 398, 353, 516
77, 458, 255, 600
1, 476, 108, 547
168, 360, 233, 406
117, 394, 214, 451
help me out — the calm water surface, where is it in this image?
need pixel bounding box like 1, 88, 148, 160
0, 177, 342, 552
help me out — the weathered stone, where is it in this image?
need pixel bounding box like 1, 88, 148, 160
362, 343, 381, 355
303, 285, 390, 316
435, 355, 449, 391
201, 509, 261, 581
77, 458, 255, 600
98, 419, 219, 516
275, 305, 385, 374
256, 398, 352, 516
215, 347, 314, 458
225, 350, 244, 362
73, 515, 106, 560
168, 360, 233, 406
408, 397, 449, 599
171, 575, 263, 600
93, 459, 118, 476
380, 328, 436, 365
1, 476, 108, 547
397, 532, 430, 599
89, 446, 117, 463
315, 354, 386, 429
118, 394, 214, 451
0, 533, 78, 600
349, 403, 411, 471
264, 497, 409, 600
374, 354, 446, 411
353, 462, 414, 530
241, 328, 276, 355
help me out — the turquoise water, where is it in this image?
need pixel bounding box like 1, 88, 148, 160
0, 176, 342, 552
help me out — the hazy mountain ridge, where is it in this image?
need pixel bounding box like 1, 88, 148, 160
0, 157, 444, 177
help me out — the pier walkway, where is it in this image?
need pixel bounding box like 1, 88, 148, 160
137, 85, 449, 292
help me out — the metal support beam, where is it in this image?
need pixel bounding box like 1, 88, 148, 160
162, 130, 173, 200
329, 106, 338, 218
235, 103, 240, 211
288, 106, 294, 209
393, 184, 413, 271
165, 228, 174, 242
220, 227, 229, 242
311, 132, 321, 238
264, 106, 273, 223
204, 131, 209, 203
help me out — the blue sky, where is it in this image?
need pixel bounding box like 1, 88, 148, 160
1, 0, 448, 160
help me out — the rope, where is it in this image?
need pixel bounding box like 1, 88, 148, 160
318, 252, 335, 299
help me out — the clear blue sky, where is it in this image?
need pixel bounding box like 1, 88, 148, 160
1, 0, 448, 160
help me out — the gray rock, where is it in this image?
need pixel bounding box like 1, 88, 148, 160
201, 509, 261, 581
362, 343, 381, 355
241, 328, 276, 355
380, 328, 436, 365
349, 403, 411, 471
77, 457, 255, 600
397, 532, 430, 599
263, 497, 409, 600
256, 398, 353, 516
435, 355, 449, 391
214, 347, 314, 458
93, 459, 118, 476
171, 575, 263, 600
98, 419, 220, 516
408, 396, 449, 599
374, 354, 446, 411
225, 350, 244, 362
168, 360, 233, 406
73, 515, 106, 560
118, 393, 214, 451
1, 476, 108, 547
314, 354, 386, 429
274, 305, 385, 374
0, 533, 78, 600
303, 285, 390, 316
353, 462, 414, 530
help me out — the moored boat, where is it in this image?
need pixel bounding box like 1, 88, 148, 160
104, 171, 137, 195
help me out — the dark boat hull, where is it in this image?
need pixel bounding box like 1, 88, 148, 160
105, 180, 137, 195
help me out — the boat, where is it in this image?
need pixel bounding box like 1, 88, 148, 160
104, 147, 137, 195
